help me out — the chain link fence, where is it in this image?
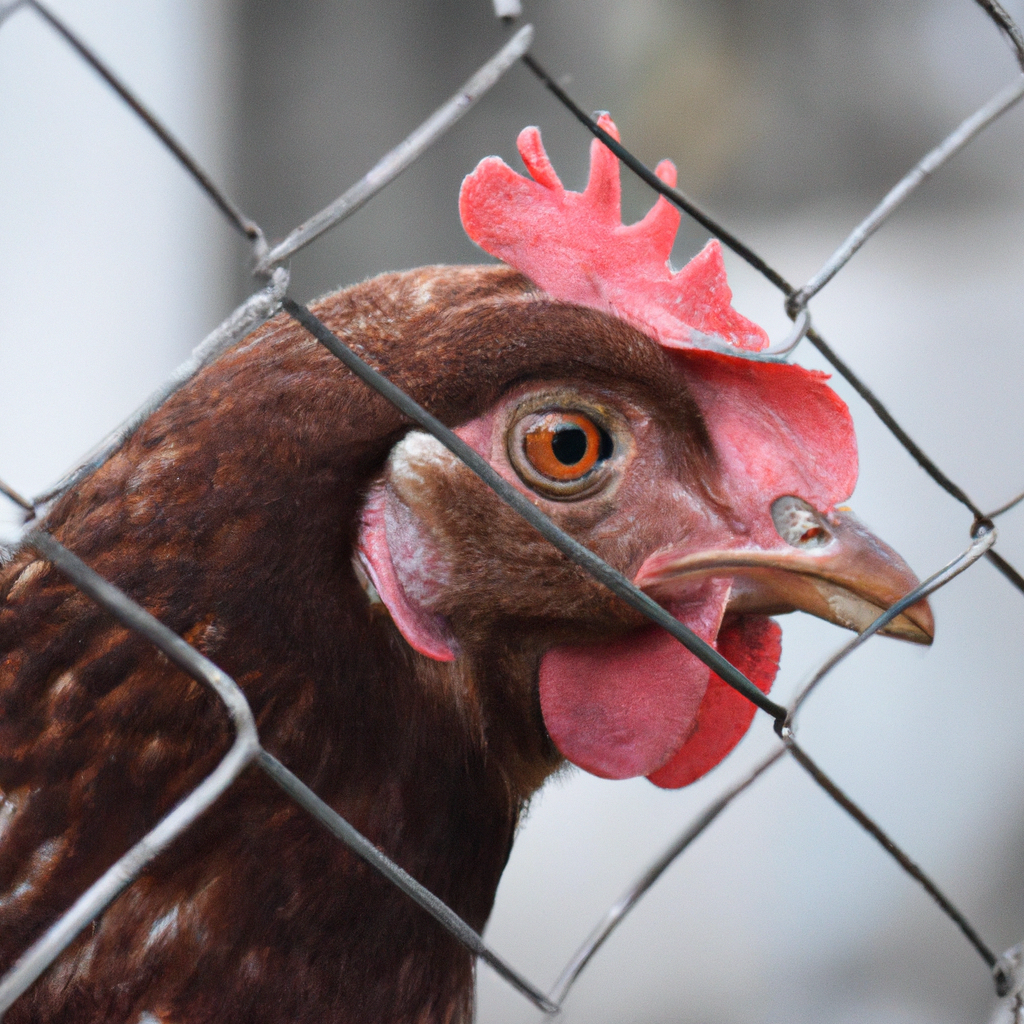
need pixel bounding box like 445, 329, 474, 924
0, 1, 1022, 1021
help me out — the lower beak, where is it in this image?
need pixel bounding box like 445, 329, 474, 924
634, 505, 934, 644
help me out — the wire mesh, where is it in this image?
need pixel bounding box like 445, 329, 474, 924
0, 0, 1022, 1020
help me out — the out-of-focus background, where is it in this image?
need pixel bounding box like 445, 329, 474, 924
1, 2, 1023, 1022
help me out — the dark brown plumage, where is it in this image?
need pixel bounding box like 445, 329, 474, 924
0, 263, 931, 1023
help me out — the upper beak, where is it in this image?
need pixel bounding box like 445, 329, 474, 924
634, 498, 934, 645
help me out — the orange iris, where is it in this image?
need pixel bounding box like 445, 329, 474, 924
523, 412, 602, 481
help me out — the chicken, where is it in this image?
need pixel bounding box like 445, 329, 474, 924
0, 117, 932, 1023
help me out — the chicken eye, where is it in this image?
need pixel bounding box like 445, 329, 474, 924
509, 404, 620, 500
523, 413, 609, 481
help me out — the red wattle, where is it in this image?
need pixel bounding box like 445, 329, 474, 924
647, 615, 781, 789
538, 585, 729, 780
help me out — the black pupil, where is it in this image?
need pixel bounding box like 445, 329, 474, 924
549, 423, 613, 466
551, 426, 588, 465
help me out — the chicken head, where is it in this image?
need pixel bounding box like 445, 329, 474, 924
359, 116, 933, 792
357, 299, 932, 791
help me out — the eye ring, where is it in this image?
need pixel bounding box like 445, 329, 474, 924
507, 397, 624, 500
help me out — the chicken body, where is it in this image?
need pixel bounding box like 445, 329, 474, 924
0, 264, 927, 1023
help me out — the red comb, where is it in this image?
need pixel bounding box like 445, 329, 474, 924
459, 114, 768, 352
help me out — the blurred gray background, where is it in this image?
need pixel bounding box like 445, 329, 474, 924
1, 1, 1023, 1022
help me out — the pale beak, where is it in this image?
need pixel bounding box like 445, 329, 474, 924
634, 498, 934, 644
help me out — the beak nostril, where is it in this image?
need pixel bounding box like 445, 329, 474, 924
771, 495, 834, 550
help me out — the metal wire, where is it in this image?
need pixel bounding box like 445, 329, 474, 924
254, 25, 535, 274
990, 489, 1024, 519
0, 534, 557, 1019
20, 0, 264, 247
546, 527, 1000, 1006
0, 477, 32, 514
787, 76, 1024, 314
30, 268, 291, 512
0, 0, 1022, 1019
973, 0, 1024, 69
0, 533, 263, 1017
789, 524, 998, 716
548, 745, 788, 1005
254, 750, 558, 1013
785, 738, 1008, 992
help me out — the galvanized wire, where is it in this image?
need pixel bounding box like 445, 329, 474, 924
2, 534, 556, 1018
0, 533, 262, 1016
32, 268, 291, 512
0, 0, 1022, 1019
789, 524, 998, 716
21, 0, 264, 245
786, 76, 1024, 314
253, 25, 535, 274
